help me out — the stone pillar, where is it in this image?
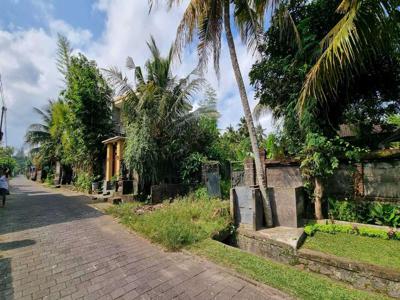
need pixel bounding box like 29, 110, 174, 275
244, 158, 256, 187
105, 143, 113, 181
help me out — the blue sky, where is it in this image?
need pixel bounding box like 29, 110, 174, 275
0, 0, 273, 149
1, 0, 105, 37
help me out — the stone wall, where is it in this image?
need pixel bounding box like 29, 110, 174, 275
234, 230, 400, 298
298, 249, 400, 298
236, 229, 297, 265
363, 160, 400, 200
260, 159, 400, 202
327, 159, 400, 202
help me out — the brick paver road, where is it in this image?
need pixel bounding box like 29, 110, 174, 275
0, 176, 290, 300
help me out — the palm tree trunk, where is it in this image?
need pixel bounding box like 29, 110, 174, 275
223, 0, 273, 228
314, 177, 324, 220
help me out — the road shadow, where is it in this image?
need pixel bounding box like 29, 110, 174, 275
0, 178, 104, 235
0, 257, 13, 300
0, 240, 36, 251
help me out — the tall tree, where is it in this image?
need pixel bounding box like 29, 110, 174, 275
64, 54, 113, 176
106, 37, 218, 189
150, 0, 274, 226
25, 101, 57, 165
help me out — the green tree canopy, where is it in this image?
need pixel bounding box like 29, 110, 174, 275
250, 0, 400, 153
63, 54, 113, 175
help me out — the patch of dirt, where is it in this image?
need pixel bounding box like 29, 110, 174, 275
133, 204, 165, 215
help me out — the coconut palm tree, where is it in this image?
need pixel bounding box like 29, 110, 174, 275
149, 0, 274, 226
25, 101, 57, 164
105, 37, 219, 188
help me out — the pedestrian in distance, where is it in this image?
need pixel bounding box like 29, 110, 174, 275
0, 168, 9, 207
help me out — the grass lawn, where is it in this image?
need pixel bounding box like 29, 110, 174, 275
189, 239, 388, 300
303, 231, 400, 271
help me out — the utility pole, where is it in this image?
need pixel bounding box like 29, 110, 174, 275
0, 74, 7, 144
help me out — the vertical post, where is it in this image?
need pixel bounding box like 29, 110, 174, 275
106, 143, 113, 181
115, 140, 123, 179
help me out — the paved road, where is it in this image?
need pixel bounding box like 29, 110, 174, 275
0, 177, 290, 300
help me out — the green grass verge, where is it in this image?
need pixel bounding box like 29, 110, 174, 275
188, 239, 388, 300
106, 197, 231, 251
107, 196, 388, 299
303, 232, 400, 271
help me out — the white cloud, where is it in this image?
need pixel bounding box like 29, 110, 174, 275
48, 19, 93, 48
2, 0, 274, 149
88, 0, 273, 133
0, 28, 59, 148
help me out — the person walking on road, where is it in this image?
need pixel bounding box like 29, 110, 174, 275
0, 168, 9, 207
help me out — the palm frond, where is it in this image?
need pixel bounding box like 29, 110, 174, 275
299, 0, 400, 111
56, 34, 72, 77
103, 67, 136, 97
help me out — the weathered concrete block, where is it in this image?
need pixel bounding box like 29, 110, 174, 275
202, 163, 221, 198
266, 165, 303, 188
231, 187, 264, 231
269, 187, 304, 228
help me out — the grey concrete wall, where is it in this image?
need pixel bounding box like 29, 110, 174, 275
263, 160, 400, 202
326, 165, 355, 198
363, 160, 400, 199
328, 160, 400, 201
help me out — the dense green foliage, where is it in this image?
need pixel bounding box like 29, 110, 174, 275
26, 35, 113, 182
74, 171, 93, 193
190, 239, 387, 300
12, 148, 28, 175
107, 192, 231, 250
303, 231, 400, 271
25, 101, 58, 167
0, 147, 17, 174
300, 133, 364, 190
106, 38, 219, 188
250, 0, 400, 218
63, 54, 113, 175
329, 198, 400, 228
250, 0, 400, 153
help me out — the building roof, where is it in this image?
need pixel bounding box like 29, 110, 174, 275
102, 136, 125, 144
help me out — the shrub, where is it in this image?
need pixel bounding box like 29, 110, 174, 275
45, 171, 54, 186
305, 223, 400, 241
193, 186, 210, 200
329, 198, 400, 228
180, 152, 206, 185
74, 172, 92, 193
220, 179, 231, 200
